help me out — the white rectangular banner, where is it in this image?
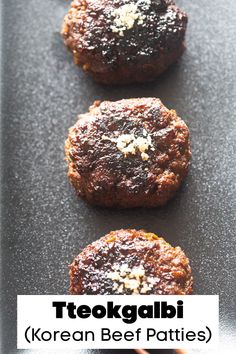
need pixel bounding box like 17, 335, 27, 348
17, 295, 219, 349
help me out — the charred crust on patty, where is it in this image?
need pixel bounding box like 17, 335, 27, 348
61, 0, 188, 84
69, 229, 193, 295
65, 97, 191, 208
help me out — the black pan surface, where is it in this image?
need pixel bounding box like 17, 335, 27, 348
1, 1, 236, 353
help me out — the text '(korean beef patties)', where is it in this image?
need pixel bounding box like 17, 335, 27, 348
69, 229, 193, 295
65, 98, 191, 208
61, 0, 188, 84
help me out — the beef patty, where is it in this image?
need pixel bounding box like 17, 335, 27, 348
65, 98, 191, 208
61, 0, 188, 84
69, 229, 193, 295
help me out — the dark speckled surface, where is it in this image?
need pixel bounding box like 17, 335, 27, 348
1, 1, 236, 353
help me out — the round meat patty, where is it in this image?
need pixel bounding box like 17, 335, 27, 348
65, 98, 191, 208
69, 229, 193, 295
61, 0, 188, 84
